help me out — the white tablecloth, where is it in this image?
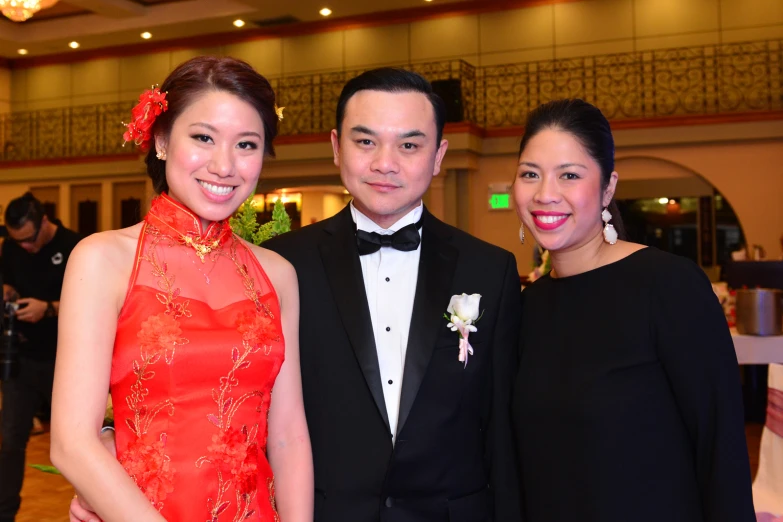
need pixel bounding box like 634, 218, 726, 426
732, 330, 783, 365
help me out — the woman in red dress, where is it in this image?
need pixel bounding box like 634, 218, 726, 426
51, 56, 313, 522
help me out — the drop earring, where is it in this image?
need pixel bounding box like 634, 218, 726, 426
602, 208, 618, 245
156, 149, 166, 160
519, 224, 525, 245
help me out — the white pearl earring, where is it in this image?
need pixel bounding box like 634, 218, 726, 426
602, 208, 618, 245
519, 224, 525, 245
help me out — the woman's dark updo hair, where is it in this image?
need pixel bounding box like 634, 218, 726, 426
144, 56, 278, 194
517, 98, 625, 239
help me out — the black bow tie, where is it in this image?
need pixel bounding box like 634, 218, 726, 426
356, 219, 423, 256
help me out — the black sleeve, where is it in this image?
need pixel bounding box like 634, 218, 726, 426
485, 252, 523, 521
653, 259, 755, 522
1, 240, 15, 290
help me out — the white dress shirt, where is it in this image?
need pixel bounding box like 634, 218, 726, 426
350, 202, 422, 443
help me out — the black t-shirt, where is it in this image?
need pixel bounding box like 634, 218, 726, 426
2, 224, 81, 360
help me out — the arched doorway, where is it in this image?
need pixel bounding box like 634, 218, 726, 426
614, 156, 745, 274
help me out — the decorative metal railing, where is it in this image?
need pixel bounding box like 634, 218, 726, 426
1, 39, 780, 162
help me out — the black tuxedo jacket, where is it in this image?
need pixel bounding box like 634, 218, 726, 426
265, 205, 521, 522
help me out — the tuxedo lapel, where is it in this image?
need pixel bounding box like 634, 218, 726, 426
319, 206, 391, 431
397, 209, 459, 437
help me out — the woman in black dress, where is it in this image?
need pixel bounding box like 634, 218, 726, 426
512, 99, 755, 522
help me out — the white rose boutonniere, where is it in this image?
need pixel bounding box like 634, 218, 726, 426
444, 293, 483, 368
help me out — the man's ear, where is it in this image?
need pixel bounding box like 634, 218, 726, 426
330, 129, 340, 168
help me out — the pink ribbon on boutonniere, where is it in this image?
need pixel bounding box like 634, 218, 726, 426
457, 326, 474, 368
445, 293, 482, 368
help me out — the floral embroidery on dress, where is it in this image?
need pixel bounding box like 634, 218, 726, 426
268, 477, 280, 522
236, 310, 277, 355
118, 232, 190, 511
196, 277, 280, 522
118, 434, 176, 509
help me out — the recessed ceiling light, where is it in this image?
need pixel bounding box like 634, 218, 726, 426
141, 32, 152, 40
233, 19, 245, 27
69, 41, 80, 49
425, 0, 433, 2
319, 7, 332, 16
17, 49, 28, 55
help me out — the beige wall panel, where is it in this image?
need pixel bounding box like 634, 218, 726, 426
480, 48, 555, 67
10, 69, 27, 105
223, 39, 283, 77
344, 24, 410, 68
720, 0, 783, 28
634, 32, 721, 52
721, 25, 783, 43
119, 89, 148, 101
615, 157, 700, 180
0, 67, 10, 105
410, 15, 479, 62
71, 93, 121, 106
634, 0, 720, 37
554, 0, 634, 45
555, 39, 635, 59
323, 193, 343, 219
119, 52, 172, 92
24, 98, 74, 111
300, 191, 324, 225
27, 64, 72, 101
479, 6, 554, 53
282, 31, 343, 74
71, 59, 120, 96
0, 183, 30, 224
170, 47, 224, 68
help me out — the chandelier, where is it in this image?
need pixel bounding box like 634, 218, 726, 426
0, 0, 59, 22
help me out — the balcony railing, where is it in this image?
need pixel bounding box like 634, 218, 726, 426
1, 38, 780, 162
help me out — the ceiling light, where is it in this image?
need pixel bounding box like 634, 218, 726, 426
140, 32, 152, 39
68, 41, 80, 49
319, 7, 332, 16
658, 197, 669, 205
17, 48, 28, 55
233, 19, 245, 27
0, 0, 60, 22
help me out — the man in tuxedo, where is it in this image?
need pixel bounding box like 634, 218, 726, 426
266, 68, 521, 521
70, 68, 521, 522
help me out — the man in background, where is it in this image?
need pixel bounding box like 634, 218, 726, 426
0, 192, 80, 522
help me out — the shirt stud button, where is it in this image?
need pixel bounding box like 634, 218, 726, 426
388, 379, 393, 385
386, 326, 391, 332
385, 277, 390, 282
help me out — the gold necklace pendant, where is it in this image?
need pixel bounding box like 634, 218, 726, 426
181, 235, 220, 262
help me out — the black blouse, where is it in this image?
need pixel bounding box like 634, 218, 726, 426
513, 247, 755, 522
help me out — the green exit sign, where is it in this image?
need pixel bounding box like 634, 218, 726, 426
489, 193, 510, 210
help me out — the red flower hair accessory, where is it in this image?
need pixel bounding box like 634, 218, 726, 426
122, 86, 168, 151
